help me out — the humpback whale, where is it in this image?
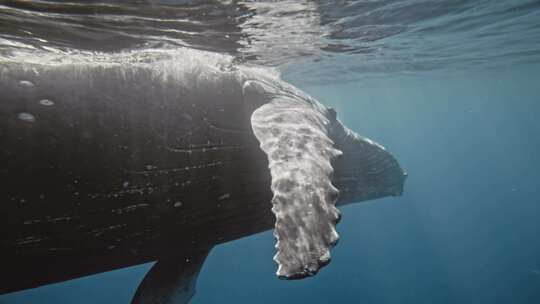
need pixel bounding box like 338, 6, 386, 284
0, 48, 406, 303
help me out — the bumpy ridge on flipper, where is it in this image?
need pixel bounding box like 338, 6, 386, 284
251, 96, 342, 279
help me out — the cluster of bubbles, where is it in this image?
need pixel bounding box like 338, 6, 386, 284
16, 79, 55, 123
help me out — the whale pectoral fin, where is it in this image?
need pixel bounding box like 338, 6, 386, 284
251, 97, 342, 279
131, 247, 212, 304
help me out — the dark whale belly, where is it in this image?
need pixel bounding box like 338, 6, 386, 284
0, 63, 274, 294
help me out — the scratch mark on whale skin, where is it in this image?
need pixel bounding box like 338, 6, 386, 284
16, 236, 44, 245
111, 203, 149, 215
89, 224, 129, 237
85, 179, 199, 200
202, 117, 249, 135
165, 144, 246, 154
125, 160, 231, 175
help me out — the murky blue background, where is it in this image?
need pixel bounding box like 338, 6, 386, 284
2, 64, 539, 303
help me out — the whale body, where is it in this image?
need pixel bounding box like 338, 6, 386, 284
0, 49, 406, 303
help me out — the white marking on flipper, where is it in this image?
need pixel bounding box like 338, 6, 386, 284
251, 96, 342, 279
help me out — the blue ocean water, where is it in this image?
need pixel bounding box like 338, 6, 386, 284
1, 0, 540, 303
3, 65, 539, 304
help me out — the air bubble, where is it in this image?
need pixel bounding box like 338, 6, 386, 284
19, 80, 34, 88
39, 99, 54, 106
17, 112, 35, 123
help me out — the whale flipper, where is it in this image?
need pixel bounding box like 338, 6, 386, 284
131, 247, 212, 304
251, 97, 343, 279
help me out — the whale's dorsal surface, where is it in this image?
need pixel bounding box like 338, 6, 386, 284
0, 48, 406, 303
